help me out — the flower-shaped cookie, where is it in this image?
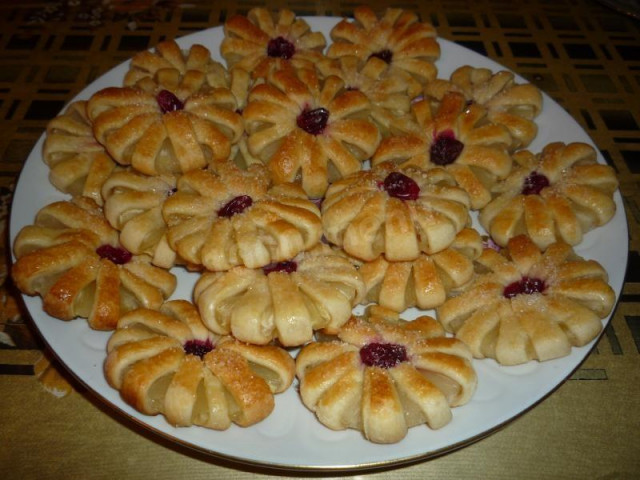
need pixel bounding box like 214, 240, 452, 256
163, 163, 322, 271
12, 198, 176, 330
243, 66, 381, 198
194, 244, 365, 347
327, 6, 440, 98
437, 235, 615, 365
424, 66, 543, 150
350, 227, 483, 311
101, 170, 178, 269
105, 300, 295, 429
42, 100, 117, 205
124, 40, 230, 98
322, 161, 470, 262
479, 142, 619, 249
296, 307, 477, 443
220, 8, 326, 79
316, 55, 417, 137
373, 91, 513, 209
87, 85, 243, 176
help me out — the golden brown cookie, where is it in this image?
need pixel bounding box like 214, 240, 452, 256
105, 300, 295, 429
87, 86, 243, 175
373, 91, 513, 210
243, 66, 381, 198
479, 142, 619, 249
327, 6, 440, 98
220, 8, 326, 79
437, 235, 615, 365
322, 161, 470, 262
350, 227, 483, 311
424, 65, 543, 150
296, 307, 477, 443
194, 244, 365, 347
163, 163, 322, 271
42, 100, 117, 205
11, 198, 176, 330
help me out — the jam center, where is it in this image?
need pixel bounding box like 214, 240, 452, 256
262, 260, 298, 275
369, 49, 393, 64
360, 342, 408, 369
96, 245, 132, 265
522, 171, 550, 195
156, 90, 184, 114
267, 36, 295, 59
430, 130, 464, 166
382, 172, 420, 201
297, 107, 329, 135
503, 276, 546, 298
183, 339, 214, 358
218, 195, 253, 218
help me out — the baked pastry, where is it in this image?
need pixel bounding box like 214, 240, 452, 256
437, 235, 615, 365
105, 300, 295, 429
295, 307, 477, 444
373, 91, 513, 210
243, 66, 381, 198
124, 40, 228, 97
11, 198, 176, 330
327, 6, 440, 98
220, 8, 326, 80
124, 39, 254, 112
86, 85, 243, 176
316, 55, 418, 137
479, 142, 619, 249
13, 196, 119, 257
424, 65, 543, 150
351, 227, 483, 312
322, 161, 470, 262
101, 170, 178, 269
194, 243, 366, 347
42, 100, 117, 206
163, 163, 322, 271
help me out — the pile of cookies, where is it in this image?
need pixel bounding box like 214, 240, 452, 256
11, 7, 619, 444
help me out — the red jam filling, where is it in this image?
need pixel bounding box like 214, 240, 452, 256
262, 260, 297, 275
183, 338, 214, 358
382, 172, 420, 201
156, 90, 184, 114
297, 107, 329, 135
430, 130, 464, 166
503, 276, 546, 298
369, 49, 393, 64
360, 342, 408, 368
218, 195, 253, 218
267, 36, 295, 59
96, 245, 132, 265
521, 171, 550, 195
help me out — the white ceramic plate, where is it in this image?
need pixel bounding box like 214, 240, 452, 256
9, 17, 629, 472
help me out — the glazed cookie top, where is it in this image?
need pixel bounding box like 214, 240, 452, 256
295, 307, 477, 443
424, 65, 543, 151
105, 300, 295, 429
242, 65, 381, 198
479, 142, 619, 249
163, 163, 322, 271
373, 91, 514, 210
221, 8, 326, 80
437, 234, 615, 365
327, 6, 440, 98
322, 161, 471, 262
